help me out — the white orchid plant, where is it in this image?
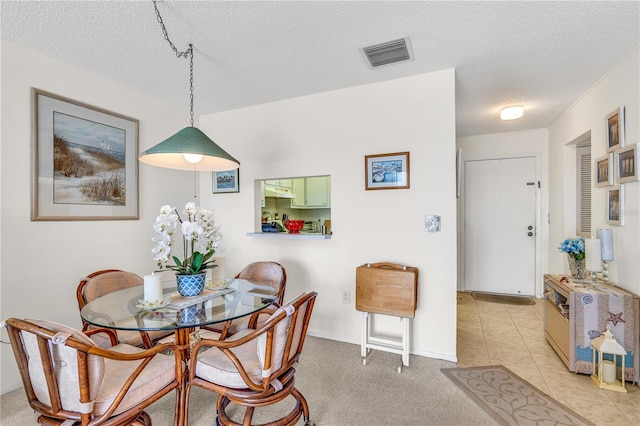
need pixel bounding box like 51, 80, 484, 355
152, 202, 220, 275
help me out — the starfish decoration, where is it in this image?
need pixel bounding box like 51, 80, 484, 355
606, 311, 626, 326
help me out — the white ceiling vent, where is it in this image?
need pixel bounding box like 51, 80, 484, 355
362, 37, 414, 68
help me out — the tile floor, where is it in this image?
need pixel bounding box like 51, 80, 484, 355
456, 291, 640, 425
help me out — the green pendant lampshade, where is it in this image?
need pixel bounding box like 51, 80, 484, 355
139, 126, 240, 171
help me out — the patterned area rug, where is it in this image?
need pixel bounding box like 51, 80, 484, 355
471, 292, 536, 305
442, 366, 594, 426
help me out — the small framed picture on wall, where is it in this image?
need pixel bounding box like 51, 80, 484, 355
212, 169, 239, 193
364, 151, 410, 190
615, 143, 639, 184
606, 185, 624, 226
606, 106, 625, 152
595, 153, 614, 187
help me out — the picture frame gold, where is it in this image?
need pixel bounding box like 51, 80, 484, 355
31, 88, 139, 220
365, 152, 410, 190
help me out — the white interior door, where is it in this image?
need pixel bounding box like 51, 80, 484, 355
464, 156, 537, 295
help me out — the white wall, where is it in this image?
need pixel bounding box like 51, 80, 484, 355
0, 42, 193, 393
198, 70, 458, 361
548, 48, 639, 295
457, 129, 549, 295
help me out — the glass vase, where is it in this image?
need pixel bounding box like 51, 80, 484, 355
567, 255, 587, 280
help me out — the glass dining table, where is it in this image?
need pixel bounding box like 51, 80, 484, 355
80, 278, 278, 425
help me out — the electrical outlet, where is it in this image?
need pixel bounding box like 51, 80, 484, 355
341, 290, 350, 304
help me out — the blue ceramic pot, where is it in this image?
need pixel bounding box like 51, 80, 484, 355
176, 272, 206, 297
177, 305, 206, 325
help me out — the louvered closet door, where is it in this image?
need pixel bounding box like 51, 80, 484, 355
576, 146, 591, 236
464, 156, 537, 296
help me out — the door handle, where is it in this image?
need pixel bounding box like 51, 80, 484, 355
527, 225, 533, 230
527, 232, 533, 237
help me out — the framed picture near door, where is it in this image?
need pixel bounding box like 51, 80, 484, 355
606, 185, 624, 226
615, 143, 639, 184
606, 106, 625, 152
595, 153, 614, 187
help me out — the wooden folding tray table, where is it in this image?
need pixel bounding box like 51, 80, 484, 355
356, 262, 418, 372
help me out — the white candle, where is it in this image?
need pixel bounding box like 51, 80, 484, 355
585, 238, 602, 272
597, 229, 614, 261
210, 256, 225, 285
143, 274, 163, 302
602, 360, 616, 384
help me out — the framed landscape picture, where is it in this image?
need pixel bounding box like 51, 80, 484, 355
595, 153, 614, 187
213, 168, 239, 193
615, 143, 638, 184
606, 106, 625, 152
365, 151, 410, 190
606, 185, 624, 226
31, 89, 139, 220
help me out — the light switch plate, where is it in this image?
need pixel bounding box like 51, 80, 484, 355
425, 215, 441, 232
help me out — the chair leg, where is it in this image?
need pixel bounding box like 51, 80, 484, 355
217, 387, 310, 426
181, 382, 191, 426
242, 406, 255, 426
131, 411, 152, 426
216, 395, 234, 426
216, 395, 254, 426
292, 387, 313, 426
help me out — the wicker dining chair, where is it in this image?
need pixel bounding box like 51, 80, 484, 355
2, 317, 181, 425
77, 269, 173, 348
234, 261, 287, 306
201, 261, 287, 340
186, 291, 317, 426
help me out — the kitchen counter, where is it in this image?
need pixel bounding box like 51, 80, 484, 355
246, 232, 331, 239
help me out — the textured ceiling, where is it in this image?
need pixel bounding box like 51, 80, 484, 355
2, 1, 639, 137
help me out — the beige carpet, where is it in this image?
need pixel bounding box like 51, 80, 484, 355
2, 336, 498, 425
442, 365, 594, 426
471, 292, 535, 305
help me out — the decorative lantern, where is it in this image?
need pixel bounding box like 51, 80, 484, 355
590, 324, 627, 392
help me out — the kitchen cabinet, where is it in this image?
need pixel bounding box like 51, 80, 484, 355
264, 180, 294, 198
265, 179, 292, 188
291, 179, 305, 207
291, 176, 330, 209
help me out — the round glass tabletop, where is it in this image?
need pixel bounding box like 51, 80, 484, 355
80, 278, 278, 331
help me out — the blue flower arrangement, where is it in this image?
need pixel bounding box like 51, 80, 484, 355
558, 237, 585, 260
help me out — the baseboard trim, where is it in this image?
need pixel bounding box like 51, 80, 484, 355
1, 382, 22, 396
307, 329, 457, 363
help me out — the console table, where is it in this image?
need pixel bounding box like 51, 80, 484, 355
543, 274, 639, 383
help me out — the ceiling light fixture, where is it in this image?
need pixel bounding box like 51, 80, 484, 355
500, 105, 524, 121
138, 1, 240, 172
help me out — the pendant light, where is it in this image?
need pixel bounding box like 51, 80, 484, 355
139, 1, 240, 172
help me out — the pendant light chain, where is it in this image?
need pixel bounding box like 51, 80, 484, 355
189, 48, 194, 127
153, 0, 195, 127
